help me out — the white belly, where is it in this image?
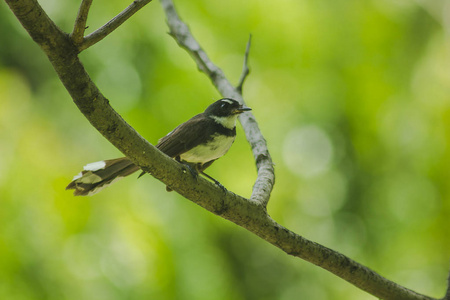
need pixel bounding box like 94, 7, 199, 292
179, 134, 235, 163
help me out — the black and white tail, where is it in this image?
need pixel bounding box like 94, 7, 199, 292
65, 157, 140, 196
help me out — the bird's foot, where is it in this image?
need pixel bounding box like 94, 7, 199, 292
201, 171, 227, 192
214, 180, 227, 192
182, 163, 199, 180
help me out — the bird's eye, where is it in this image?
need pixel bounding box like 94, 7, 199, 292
221, 103, 227, 109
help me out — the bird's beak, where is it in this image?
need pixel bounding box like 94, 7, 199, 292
233, 105, 252, 114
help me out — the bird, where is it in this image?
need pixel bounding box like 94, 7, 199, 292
66, 98, 252, 196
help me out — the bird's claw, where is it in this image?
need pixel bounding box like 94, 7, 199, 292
183, 164, 198, 180
212, 179, 227, 192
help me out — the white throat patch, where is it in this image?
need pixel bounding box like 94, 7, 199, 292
211, 115, 238, 129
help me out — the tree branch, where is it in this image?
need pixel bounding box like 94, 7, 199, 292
3, 0, 443, 299
236, 34, 252, 94
71, 0, 92, 44
444, 266, 450, 300
159, 0, 441, 299
78, 0, 153, 51
160, 0, 275, 208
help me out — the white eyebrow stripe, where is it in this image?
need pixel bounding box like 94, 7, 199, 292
221, 99, 234, 105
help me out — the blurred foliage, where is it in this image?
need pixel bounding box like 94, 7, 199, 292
1, 0, 450, 299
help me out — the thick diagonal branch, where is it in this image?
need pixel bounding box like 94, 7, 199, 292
160, 0, 275, 208
4, 0, 442, 299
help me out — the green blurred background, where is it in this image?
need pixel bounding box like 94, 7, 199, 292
1, 0, 450, 299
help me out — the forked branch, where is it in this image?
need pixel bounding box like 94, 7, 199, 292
160, 0, 275, 208
78, 0, 153, 51
71, 0, 93, 44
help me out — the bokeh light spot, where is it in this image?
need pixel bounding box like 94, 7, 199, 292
282, 125, 334, 178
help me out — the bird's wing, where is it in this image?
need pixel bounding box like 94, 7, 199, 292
156, 113, 213, 158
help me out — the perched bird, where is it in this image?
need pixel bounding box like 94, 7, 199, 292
66, 98, 252, 196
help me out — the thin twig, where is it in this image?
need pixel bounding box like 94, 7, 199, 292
236, 34, 252, 94
160, 0, 275, 207
71, 0, 93, 44
79, 0, 153, 51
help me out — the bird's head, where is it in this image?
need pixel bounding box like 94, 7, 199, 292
204, 98, 252, 118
